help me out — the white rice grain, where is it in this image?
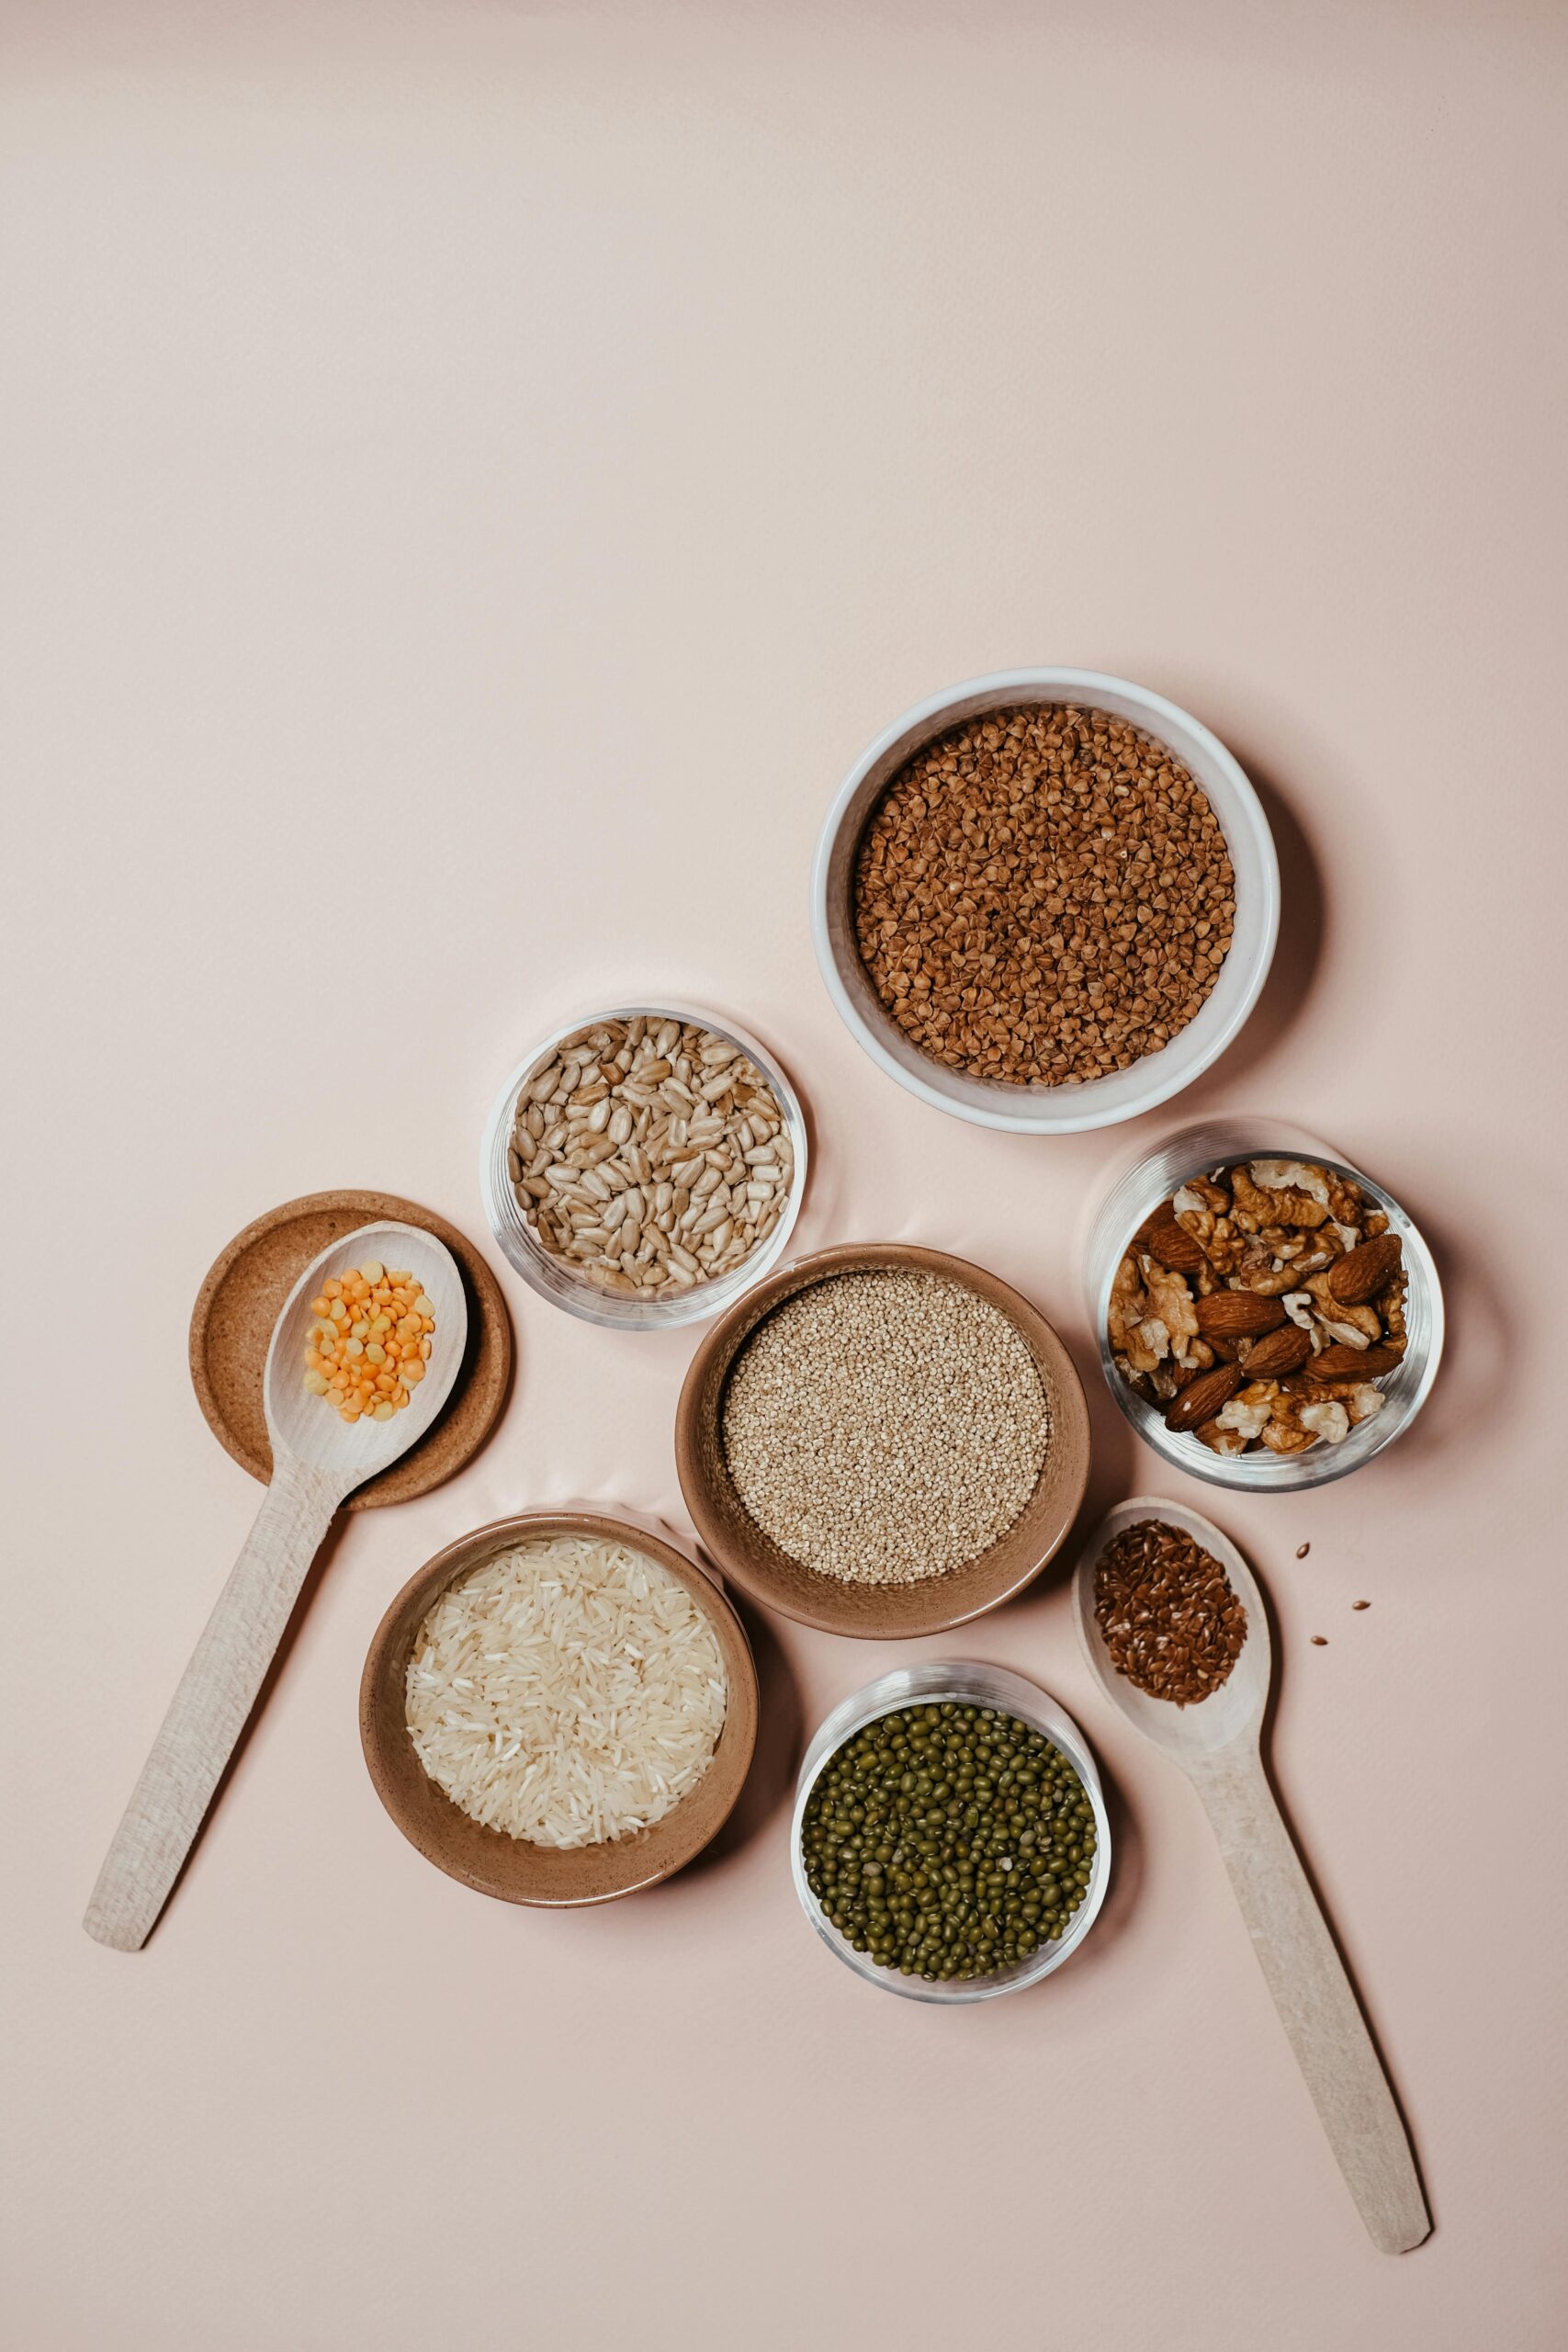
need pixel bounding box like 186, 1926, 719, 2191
404, 1533, 727, 1849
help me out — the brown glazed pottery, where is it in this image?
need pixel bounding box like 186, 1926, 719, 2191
674, 1242, 1091, 1638
359, 1511, 759, 1905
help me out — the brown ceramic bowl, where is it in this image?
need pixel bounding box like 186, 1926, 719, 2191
675, 1243, 1091, 1638
359, 1510, 759, 1905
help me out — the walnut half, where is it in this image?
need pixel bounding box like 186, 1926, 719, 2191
1109, 1156, 1407, 1459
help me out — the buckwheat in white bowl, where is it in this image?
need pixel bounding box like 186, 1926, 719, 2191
812, 670, 1279, 1134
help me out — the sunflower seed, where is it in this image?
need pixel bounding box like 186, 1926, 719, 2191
508, 1017, 795, 1299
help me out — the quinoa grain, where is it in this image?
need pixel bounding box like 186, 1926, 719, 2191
720, 1271, 1050, 1585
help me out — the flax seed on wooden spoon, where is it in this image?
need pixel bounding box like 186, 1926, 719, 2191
1071, 1496, 1429, 2254
85, 1222, 467, 1951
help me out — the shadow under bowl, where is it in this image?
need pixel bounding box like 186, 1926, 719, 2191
674, 1243, 1091, 1639
359, 1510, 759, 1905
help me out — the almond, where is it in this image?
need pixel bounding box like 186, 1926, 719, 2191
1241, 1324, 1312, 1379
1141, 1216, 1207, 1273
1325, 1233, 1403, 1307
1310, 1340, 1402, 1380
1194, 1290, 1288, 1338
1165, 1362, 1246, 1434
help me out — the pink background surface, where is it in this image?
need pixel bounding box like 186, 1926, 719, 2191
4, 5, 1565, 2346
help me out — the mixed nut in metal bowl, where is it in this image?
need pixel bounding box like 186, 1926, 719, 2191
1087, 1122, 1443, 1493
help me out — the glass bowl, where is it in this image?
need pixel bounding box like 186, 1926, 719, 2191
480, 1001, 808, 1331
1085, 1119, 1444, 1492
810, 668, 1279, 1134
790, 1662, 1112, 2005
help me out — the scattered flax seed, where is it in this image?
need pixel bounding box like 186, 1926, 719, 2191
1352, 1600, 1371, 1611
1311, 1635, 1328, 1645
1093, 1518, 1247, 1706
719, 1270, 1049, 1586
1296, 1543, 1311, 1559
852, 704, 1236, 1088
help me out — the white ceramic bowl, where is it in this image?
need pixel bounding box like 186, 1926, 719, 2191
811, 669, 1280, 1134
480, 1001, 808, 1331
790, 1662, 1111, 2005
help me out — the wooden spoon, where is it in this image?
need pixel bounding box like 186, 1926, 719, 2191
85, 1221, 468, 1951
1071, 1496, 1429, 2253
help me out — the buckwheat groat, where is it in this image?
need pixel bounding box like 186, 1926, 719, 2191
853, 704, 1235, 1086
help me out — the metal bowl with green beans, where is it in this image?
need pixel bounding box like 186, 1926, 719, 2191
791, 1662, 1111, 2004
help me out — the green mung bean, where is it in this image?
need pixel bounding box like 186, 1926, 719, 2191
800, 1702, 1097, 1982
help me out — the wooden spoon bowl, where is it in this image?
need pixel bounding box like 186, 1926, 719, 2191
1073, 1496, 1272, 1757
1071, 1496, 1429, 2253
360, 1511, 760, 1906
675, 1242, 1090, 1639
85, 1221, 468, 1951
188, 1188, 511, 1509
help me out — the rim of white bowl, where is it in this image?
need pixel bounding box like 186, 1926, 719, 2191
809, 668, 1281, 1134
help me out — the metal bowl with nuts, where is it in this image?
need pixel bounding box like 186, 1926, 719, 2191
1086, 1120, 1443, 1492
480, 1004, 808, 1330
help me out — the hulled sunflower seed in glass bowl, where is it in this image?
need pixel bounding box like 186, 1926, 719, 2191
480, 1004, 809, 1329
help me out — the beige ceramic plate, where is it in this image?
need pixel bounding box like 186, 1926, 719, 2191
359, 1511, 760, 1905
675, 1242, 1091, 1638
189, 1189, 512, 1510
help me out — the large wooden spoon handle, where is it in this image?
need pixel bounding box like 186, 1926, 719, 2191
84, 1459, 340, 1951
1186, 1748, 1430, 2253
